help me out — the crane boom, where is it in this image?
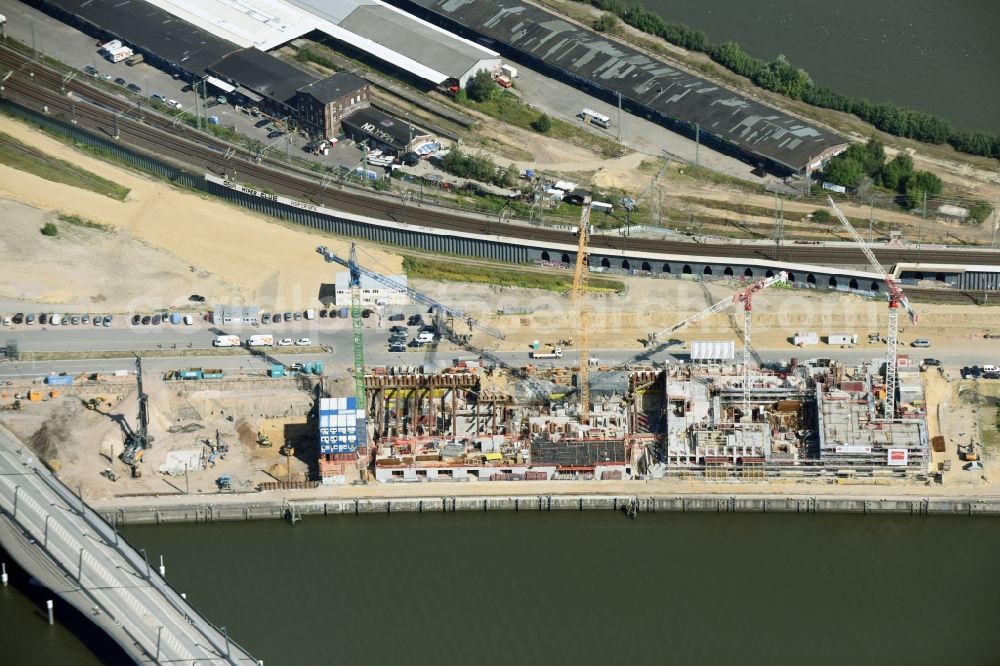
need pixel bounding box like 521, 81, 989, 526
571, 202, 592, 422
316, 246, 505, 340
827, 196, 918, 419
652, 272, 788, 341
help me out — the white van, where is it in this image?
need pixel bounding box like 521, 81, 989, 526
50, 314, 63, 326
183, 314, 194, 325
417, 331, 435, 343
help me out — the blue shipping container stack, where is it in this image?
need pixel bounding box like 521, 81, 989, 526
45, 375, 73, 386
318, 396, 365, 454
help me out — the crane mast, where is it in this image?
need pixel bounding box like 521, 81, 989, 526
826, 197, 917, 420
347, 244, 368, 434
571, 201, 592, 423
651, 272, 788, 416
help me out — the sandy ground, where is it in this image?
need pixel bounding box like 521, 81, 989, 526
0, 115, 401, 310
419, 275, 1000, 353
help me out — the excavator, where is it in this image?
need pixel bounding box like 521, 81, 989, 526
119, 356, 153, 478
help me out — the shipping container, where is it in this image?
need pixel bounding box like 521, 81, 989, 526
45, 375, 73, 386
313, 361, 324, 375
793, 332, 819, 346
931, 436, 946, 453
202, 369, 225, 379
826, 333, 858, 346
269, 364, 285, 378
179, 369, 203, 380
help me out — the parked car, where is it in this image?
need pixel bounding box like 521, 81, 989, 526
92, 315, 102, 326
388, 313, 405, 321
362, 309, 373, 319
295, 338, 311, 346
13, 313, 24, 324
408, 339, 424, 348
40, 313, 48, 325
167, 99, 182, 109
188, 294, 206, 302
923, 358, 941, 367
152, 314, 161, 325
407, 315, 423, 326
388, 344, 406, 353
114, 77, 126, 86
262, 313, 271, 324
283, 312, 292, 322
971, 366, 983, 379
71, 315, 80, 325
277, 338, 293, 346
26, 314, 35, 325
102, 315, 113, 327
81, 314, 90, 324
152, 93, 167, 103
267, 130, 285, 139
132, 314, 141, 325
910, 339, 931, 348
289, 363, 304, 372
127, 83, 142, 93
390, 325, 407, 333
319, 309, 329, 318
139, 315, 150, 325
964, 461, 985, 472
83, 65, 98, 76
255, 118, 270, 128
293, 312, 302, 321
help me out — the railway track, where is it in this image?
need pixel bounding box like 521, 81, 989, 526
2, 45, 1000, 270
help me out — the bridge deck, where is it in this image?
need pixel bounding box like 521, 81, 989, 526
0, 425, 259, 665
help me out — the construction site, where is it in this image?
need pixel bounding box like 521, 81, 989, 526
1, 193, 960, 499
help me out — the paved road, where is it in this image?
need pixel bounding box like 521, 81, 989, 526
0, 425, 259, 664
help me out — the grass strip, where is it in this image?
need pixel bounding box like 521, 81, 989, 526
0, 131, 130, 201
403, 256, 625, 292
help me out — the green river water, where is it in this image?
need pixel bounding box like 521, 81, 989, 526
5, 512, 998, 665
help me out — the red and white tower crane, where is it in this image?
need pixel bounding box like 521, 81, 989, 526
826, 196, 918, 420
652, 271, 788, 415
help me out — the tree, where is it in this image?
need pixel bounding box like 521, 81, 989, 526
41, 222, 58, 237
903, 170, 943, 210
823, 157, 864, 187
532, 113, 552, 134
467, 70, 497, 103
812, 209, 832, 223
879, 154, 913, 191
594, 12, 618, 32
968, 202, 993, 225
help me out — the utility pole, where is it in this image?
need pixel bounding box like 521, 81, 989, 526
694, 122, 700, 166
616, 91, 622, 142
992, 204, 998, 247
922, 191, 928, 219
868, 198, 874, 244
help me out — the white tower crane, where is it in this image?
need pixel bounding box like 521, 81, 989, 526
651, 271, 788, 416
826, 196, 918, 420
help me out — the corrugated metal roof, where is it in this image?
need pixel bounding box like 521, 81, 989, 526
691, 341, 735, 361
399, 0, 848, 171
208, 47, 317, 104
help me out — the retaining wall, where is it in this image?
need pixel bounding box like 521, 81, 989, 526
99, 493, 1000, 525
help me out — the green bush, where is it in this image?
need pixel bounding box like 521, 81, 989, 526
532, 113, 552, 134
41, 222, 58, 237
812, 209, 831, 223
467, 70, 498, 103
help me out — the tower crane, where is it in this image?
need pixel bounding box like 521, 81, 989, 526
571, 200, 592, 422
650, 271, 788, 415
316, 244, 506, 439
826, 196, 917, 419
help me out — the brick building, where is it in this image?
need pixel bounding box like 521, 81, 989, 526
296, 72, 370, 139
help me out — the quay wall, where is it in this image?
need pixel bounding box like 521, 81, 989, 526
98, 493, 1000, 525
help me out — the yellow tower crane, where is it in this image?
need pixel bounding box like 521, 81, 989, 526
571, 199, 592, 423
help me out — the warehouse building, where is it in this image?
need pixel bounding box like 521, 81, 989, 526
206, 47, 318, 117
297, 72, 371, 139
341, 108, 435, 157
390, 0, 850, 174
141, 0, 501, 87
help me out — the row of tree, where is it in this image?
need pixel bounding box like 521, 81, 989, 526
440, 149, 518, 188
586, 0, 1000, 160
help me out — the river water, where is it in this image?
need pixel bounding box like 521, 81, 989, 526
640, 0, 1000, 133
4, 511, 1000, 664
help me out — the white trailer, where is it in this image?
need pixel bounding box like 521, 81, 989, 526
826, 333, 858, 346
500, 64, 517, 79
793, 331, 819, 346
213, 335, 241, 347
530, 347, 563, 359
248, 334, 274, 347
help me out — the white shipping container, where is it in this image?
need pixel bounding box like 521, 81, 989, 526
500, 64, 517, 78
826, 334, 858, 346
793, 332, 819, 346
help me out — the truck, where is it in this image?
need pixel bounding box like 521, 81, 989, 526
213, 335, 240, 347
826, 333, 859, 346
125, 53, 144, 66
494, 75, 512, 89
248, 334, 274, 347
793, 332, 819, 347
530, 347, 563, 359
